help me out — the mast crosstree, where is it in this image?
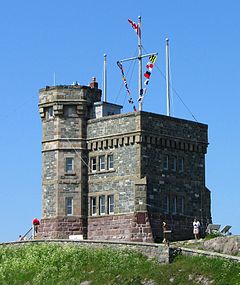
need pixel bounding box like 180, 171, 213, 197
118, 16, 157, 111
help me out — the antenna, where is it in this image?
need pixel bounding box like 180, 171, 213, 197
166, 38, 171, 116
103, 54, 107, 102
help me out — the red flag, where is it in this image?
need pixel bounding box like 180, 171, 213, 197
128, 19, 140, 36
144, 71, 151, 79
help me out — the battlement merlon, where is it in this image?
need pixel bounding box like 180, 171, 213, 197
38, 80, 102, 119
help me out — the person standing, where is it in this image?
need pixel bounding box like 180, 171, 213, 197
162, 222, 168, 244
32, 218, 40, 239
193, 218, 200, 239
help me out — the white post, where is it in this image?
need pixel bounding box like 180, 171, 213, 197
166, 38, 171, 116
103, 54, 107, 102
138, 16, 143, 111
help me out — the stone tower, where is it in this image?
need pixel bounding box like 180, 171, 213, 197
38, 79, 211, 242
38, 79, 101, 238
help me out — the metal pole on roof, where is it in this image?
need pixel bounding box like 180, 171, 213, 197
166, 38, 171, 116
103, 54, 107, 102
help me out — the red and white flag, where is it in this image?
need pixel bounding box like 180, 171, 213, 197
128, 19, 140, 37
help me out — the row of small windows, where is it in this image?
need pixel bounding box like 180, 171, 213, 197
64, 155, 114, 174
163, 195, 184, 215
90, 195, 114, 216
65, 195, 115, 217
163, 155, 184, 172
90, 154, 114, 172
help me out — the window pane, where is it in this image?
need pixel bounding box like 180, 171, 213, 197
171, 156, 177, 171
172, 196, 177, 214
163, 155, 169, 170
64, 105, 76, 117
46, 107, 53, 119
99, 156, 105, 171
108, 155, 114, 169
66, 158, 74, 172
163, 196, 169, 213
108, 195, 114, 214
66, 197, 73, 215
99, 196, 105, 215
91, 197, 97, 216
178, 157, 184, 172
91, 157, 97, 172
179, 197, 184, 214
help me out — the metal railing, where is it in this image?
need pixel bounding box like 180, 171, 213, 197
20, 227, 33, 241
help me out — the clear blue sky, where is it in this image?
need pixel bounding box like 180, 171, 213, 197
0, 0, 239, 242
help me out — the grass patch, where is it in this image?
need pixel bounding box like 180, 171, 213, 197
0, 243, 239, 285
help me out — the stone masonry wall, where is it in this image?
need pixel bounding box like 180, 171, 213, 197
39, 84, 102, 239
140, 113, 211, 240
37, 217, 87, 239
88, 213, 153, 242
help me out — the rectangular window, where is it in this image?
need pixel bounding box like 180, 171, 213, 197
172, 196, 177, 214
66, 197, 73, 216
171, 156, 177, 171
99, 196, 105, 215
46, 106, 53, 119
163, 195, 169, 213
108, 154, 114, 170
65, 157, 74, 173
178, 157, 184, 172
179, 197, 184, 214
90, 197, 97, 216
64, 105, 76, 117
99, 155, 105, 171
163, 155, 169, 170
108, 195, 114, 214
91, 157, 97, 172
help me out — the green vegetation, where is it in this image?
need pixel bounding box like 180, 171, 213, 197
204, 232, 223, 240
0, 243, 240, 285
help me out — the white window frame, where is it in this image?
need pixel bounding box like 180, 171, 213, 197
107, 154, 114, 170
99, 155, 105, 171
99, 196, 105, 215
65, 157, 74, 173
91, 157, 97, 172
108, 195, 114, 214
66, 197, 73, 216
90, 197, 97, 216
163, 155, 169, 170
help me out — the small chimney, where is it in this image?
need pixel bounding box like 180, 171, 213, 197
89, 77, 98, 89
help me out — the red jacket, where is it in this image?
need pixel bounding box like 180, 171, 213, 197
32, 218, 40, 225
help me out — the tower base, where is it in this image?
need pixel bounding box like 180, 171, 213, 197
37, 216, 87, 239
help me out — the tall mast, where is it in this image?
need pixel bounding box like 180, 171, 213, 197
103, 54, 107, 102
138, 16, 143, 111
166, 38, 171, 116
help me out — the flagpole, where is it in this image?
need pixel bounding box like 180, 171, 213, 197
138, 16, 143, 111
166, 38, 171, 116
103, 54, 107, 102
